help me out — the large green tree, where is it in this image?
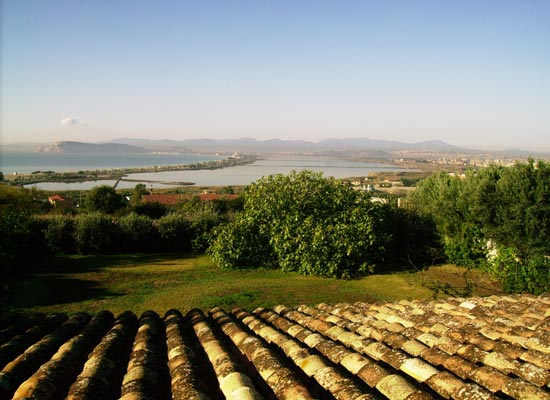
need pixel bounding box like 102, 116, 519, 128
407, 170, 490, 266
408, 161, 550, 293
210, 170, 434, 278
0, 185, 49, 213
0, 186, 49, 272
489, 160, 550, 256
85, 185, 125, 214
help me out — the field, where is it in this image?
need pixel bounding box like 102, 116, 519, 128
5, 253, 503, 315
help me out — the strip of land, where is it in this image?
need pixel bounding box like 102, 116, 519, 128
5, 155, 257, 186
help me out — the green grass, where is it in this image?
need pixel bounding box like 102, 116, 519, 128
5, 253, 502, 316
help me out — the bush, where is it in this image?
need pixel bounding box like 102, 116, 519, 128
189, 209, 225, 253
209, 216, 274, 270
211, 196, 244, 214
132, 202, 167, 219
209, 170, 409, 278
43, 215, 76, 254
511, 255, 550, 294
484, 246, 550, 294
408, 161, 550, 293
155, 214, 193, 252
117, 213, 157, 252
0, 209, 40, 273
74, 212, 118, 254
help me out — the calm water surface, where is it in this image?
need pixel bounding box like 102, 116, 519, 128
128, 157, 409, 187
1, 151, 223, 173
21, 156, 414, 190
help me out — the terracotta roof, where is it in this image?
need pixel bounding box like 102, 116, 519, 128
48, 195, 65, 202
1, 294, 549, 399
198, 193, 239, 202
142, 194, 187, 205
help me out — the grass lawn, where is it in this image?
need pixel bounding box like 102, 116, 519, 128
5, 253, 503, 316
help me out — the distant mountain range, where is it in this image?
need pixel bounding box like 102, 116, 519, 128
23, 138, 546, 159
111, 137, 468, 154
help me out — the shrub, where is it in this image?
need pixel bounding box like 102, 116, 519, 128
209, 216, 274, 270
189, 209, 224, 253
209, 170, 408, 278
74, 212, 118, 254
132, 202, 167, 219
155, 214, 193, 252
211, 196, 244, 214
117, 213, 157, 252
0, 209, 38, 273
382, 206, 443, 270
408, 161, 550, 293
484, 246, 550, 295
43, 215, 76, 254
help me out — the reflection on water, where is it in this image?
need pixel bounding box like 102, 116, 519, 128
26, 157, 415, 191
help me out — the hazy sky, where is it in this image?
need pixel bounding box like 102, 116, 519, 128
1, 0, 549, 150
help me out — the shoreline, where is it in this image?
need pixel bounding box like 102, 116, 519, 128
4, 155, 256, 186
9, 154, 429, 192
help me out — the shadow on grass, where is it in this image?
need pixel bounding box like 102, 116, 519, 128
8, 275, 122, 308
6, 253, 202, 310
36, 252, 197, 274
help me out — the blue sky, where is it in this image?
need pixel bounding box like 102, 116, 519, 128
1, 0, 549, 150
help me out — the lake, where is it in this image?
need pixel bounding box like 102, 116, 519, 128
19, 155, 414, 190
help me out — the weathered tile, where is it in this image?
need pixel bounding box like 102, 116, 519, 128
2, 294, 550, 399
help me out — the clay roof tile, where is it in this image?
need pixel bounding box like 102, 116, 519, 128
2, 294, 550, 399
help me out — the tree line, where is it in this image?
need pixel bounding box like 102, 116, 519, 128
407, 159, 550, 294
0, 184, 242, 273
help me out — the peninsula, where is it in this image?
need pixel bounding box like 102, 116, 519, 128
34, 141, 149, 154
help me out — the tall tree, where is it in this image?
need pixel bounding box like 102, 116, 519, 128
490, 160, 550, 256
408, 161, 550, 293
85, 185, 125, 214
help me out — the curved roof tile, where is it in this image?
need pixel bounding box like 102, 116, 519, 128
1, 294, 549, 399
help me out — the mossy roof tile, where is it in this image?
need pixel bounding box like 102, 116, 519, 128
2, 294, 550, 399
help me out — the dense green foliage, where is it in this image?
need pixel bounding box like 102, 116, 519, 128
0, 185, 49, 213
0, 186, 49, 272
118, 212, 157, 252
133, 202, 167, 219
408, 160, 550, 293
188, 209, 226, 253
4, 161, 548, 294
0, 184, 242, 272
85, 185, 125, 214
209, 215, 275, 270
156, 214, 193, 252
209, 170, 437, 278
43, 215, 76, 254
74, 212, 118, 253
1, 209, 40, 272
